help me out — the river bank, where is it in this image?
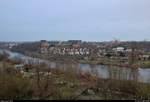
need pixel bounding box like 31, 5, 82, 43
0, 59, 150, 100
22, 51, 150, 69
0, 49, 148, 83
1, 49, 150, 100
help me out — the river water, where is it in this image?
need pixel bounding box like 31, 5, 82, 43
1, 49, 150, 83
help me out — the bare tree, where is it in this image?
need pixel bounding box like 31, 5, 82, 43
35, 64, 53, 99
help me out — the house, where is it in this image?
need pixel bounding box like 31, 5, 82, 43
40, 40, 49, 54
72, 44, 80, 48
14, 64, 24, 73
113, 47, 125, 52
139, 55, 150, 61
23, 72, 35, 78
116, 47, 124, 52
125, 49, 132, 52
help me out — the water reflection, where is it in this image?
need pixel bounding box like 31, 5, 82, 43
78, 64, 149, 83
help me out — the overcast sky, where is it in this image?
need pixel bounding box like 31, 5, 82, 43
0, 0, 150, 41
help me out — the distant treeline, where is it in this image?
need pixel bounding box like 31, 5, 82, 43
11, 42, 41, 54
108, 41, 150, 51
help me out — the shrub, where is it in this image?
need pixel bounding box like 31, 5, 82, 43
0, 74, 33, 100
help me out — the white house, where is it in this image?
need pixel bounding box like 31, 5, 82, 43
113, 47, 125, 52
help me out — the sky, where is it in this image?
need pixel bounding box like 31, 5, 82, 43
0, 0, 150, 41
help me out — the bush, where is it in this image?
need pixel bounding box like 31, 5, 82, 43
136, 84, 150, 100
0, 74, 33, 100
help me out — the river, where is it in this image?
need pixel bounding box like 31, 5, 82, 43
1, 49, 150, 83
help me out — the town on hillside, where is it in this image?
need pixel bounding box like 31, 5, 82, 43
2, 40, 149, 65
